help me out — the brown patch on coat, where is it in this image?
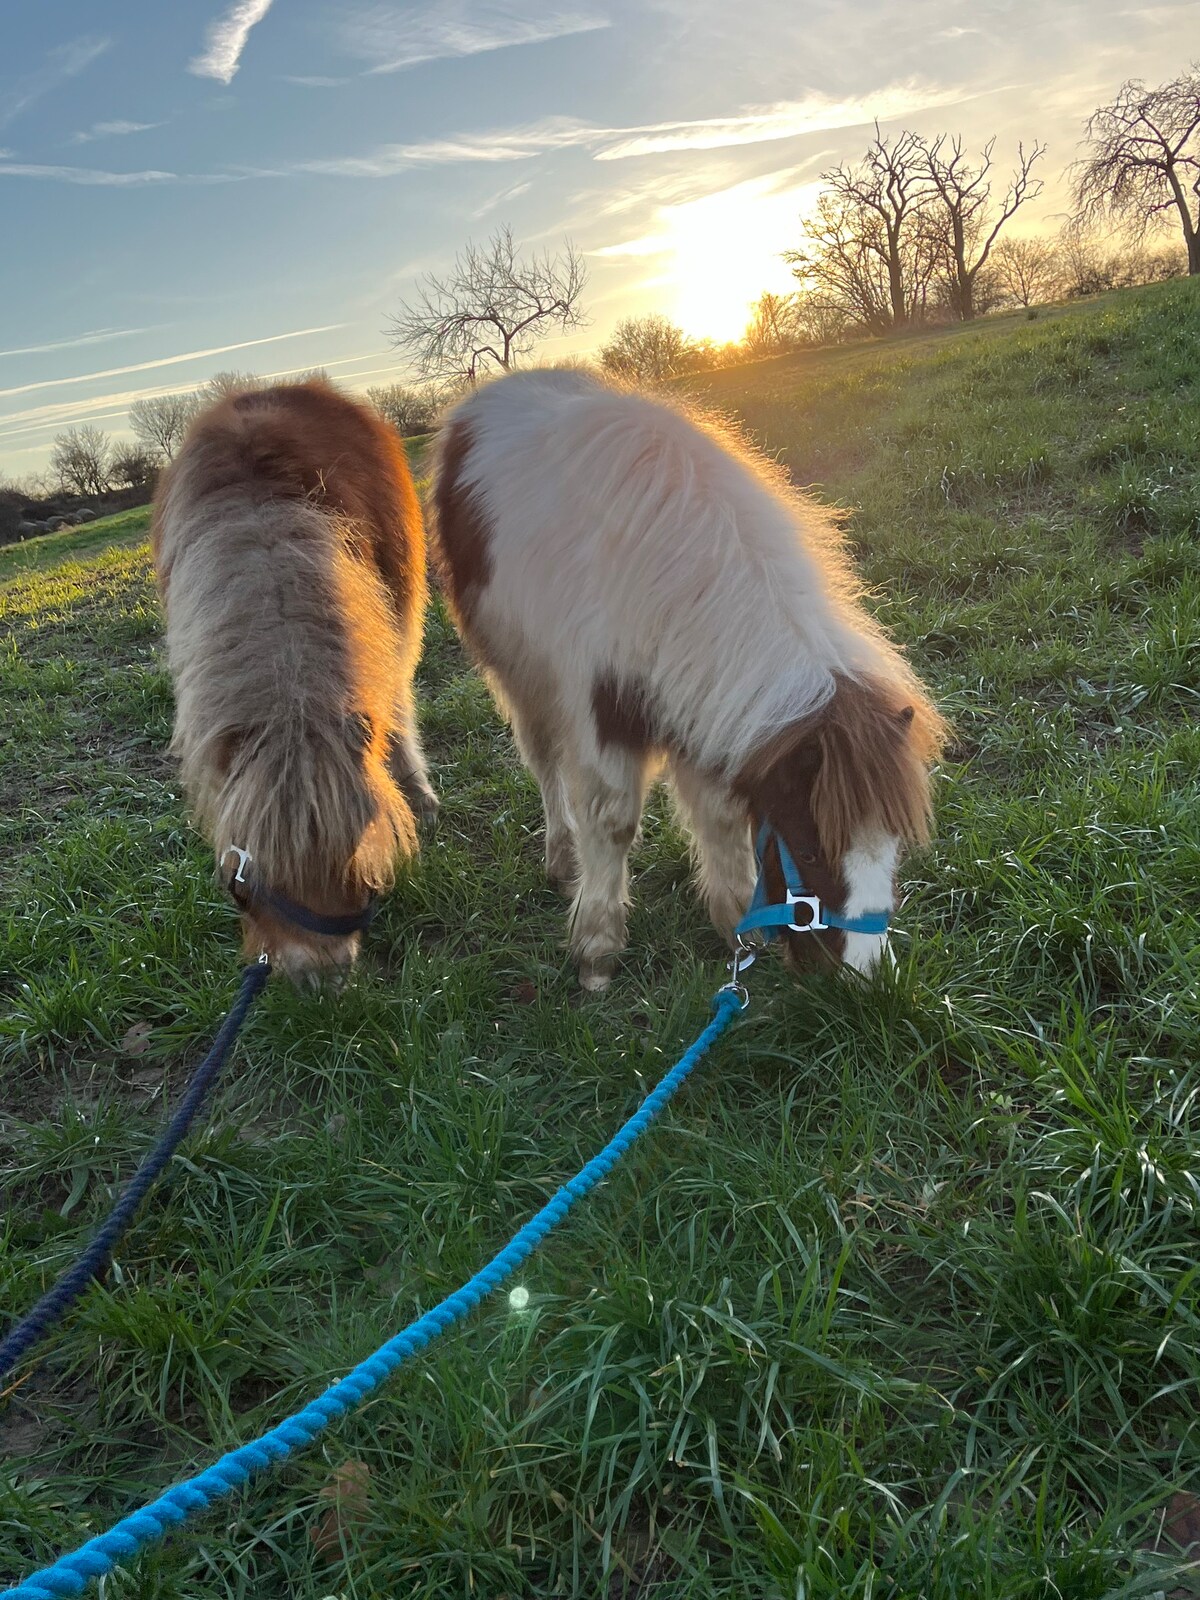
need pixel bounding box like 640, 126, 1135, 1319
429, 417, 493, 620
591, 672, 661, 754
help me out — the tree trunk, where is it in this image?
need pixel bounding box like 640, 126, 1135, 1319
887, 247, 906, 327
1164, 162, 1200, 276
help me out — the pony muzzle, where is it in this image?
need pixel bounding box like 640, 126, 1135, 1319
220, 845, 378, 979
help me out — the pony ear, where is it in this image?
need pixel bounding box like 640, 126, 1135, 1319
343, 711, 373, 757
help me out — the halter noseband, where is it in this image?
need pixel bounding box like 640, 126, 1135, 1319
222, 846, 378, 939
734, 822, 890, 944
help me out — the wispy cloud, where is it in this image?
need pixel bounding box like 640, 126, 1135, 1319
69, 119, 162, 146
0, 325, 345, 403
0, 162, 224, 187
592, 84, 974, 160
472, 178, 533, 217
293, 82, 971, 181
189, 0, 275, 84
295, 117, 590, 177
0, 348, 397, 448
281, 74, 348, 88
0, 36, 110, 131
0, 327, 153, 361
339, 3, 609, 74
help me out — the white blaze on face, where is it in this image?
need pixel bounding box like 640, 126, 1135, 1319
840, 833, 899, 974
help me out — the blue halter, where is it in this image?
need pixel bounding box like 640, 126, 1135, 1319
734, 822, 890, 943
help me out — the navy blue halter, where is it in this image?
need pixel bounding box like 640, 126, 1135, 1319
223, 846, 378, 939
734, 822, 890, 943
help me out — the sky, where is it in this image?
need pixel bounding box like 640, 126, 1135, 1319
0, 0, 1194, 479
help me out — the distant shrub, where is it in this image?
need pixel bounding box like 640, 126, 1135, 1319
366, 383, 440, 436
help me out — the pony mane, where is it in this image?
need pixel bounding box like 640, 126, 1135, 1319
741, 673, 948, 858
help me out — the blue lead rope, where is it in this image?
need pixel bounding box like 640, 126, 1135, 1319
4, 988, 744, 1600
734, 823, 890, 941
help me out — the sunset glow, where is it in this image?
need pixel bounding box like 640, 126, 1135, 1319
595, 173, 822, 344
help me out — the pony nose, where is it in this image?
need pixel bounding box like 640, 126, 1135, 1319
267, 934, 359, 988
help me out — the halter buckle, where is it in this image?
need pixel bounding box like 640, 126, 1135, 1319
785, 891, 828, 932
223, 845, 253, 886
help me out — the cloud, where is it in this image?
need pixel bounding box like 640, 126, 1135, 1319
0, 328, 153, 361
0, 325, 345, 403
291, 82, 972, 181
472, 178, 532, 217
0, 349, 408, 454
0, 36, 110, 131
189, 0, 275, 84
592, 84, 974, 161
69, 119, 162, 145
339, 3, 609, 74
0, 162, 223, 187
296, 117, 591, 177
281, 75, 348, 88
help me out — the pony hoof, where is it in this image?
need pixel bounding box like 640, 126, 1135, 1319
415, 791, 440, 830
578, 960, 616, 993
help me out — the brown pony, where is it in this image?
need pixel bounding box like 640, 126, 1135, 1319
152, 378, 435, 980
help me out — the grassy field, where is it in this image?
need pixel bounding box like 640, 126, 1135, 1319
1, 281, 1198, 1599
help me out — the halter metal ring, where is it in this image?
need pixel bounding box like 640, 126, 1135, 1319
785, 891, 828, 932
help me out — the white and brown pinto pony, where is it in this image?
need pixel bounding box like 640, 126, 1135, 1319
431, 369, 945, 991
152, 378, 435, 982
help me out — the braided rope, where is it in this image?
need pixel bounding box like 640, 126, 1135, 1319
4, 987, 744, 1600
0, 962, 270, 1384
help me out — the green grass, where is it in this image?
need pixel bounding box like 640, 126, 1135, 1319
0, 506, 152, 580
2, 279, 1199, 1599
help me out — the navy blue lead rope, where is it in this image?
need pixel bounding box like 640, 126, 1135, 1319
4, 987, 744, 1600
0, 960, 271, 1386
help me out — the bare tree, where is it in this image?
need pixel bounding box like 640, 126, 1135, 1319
110, 444, 161, 496
785, 190, 895, 335
822, 128, 932, 328
50, 426, 112, 496
923, 137, 1046, 319
789, 289, 854, 347
128, 392, 199, 459
598, 314, 691, 383
388, 226, 588, 383
366, 382, 440, 436
991, 235, 1060, 306
1074, 67, 1200, 275
743, 292, 801, 354
786, 128, 944, 335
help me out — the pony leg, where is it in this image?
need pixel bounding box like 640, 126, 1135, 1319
388, 721, 439, 828
509, 705, 577, 891
564, 748, 649, 991
669, 758, 756, 944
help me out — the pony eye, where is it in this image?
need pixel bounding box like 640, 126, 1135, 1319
799, 850, 816, 865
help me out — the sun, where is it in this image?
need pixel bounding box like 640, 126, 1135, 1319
663, 173, 822, 344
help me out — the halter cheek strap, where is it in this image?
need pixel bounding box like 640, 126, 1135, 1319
734, 823, 890, 943
223, 846, 378, 939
